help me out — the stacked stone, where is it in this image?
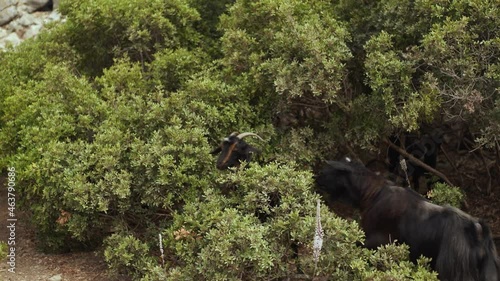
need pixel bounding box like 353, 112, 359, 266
0, 0, 61, 50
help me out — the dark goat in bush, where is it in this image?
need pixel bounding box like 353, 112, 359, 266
316, 157, 500, 281
211, 132, 302, 272
388, 130, 443, 190
210, 132, 263, 170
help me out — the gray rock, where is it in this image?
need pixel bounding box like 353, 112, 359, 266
2, 32, 22, 47
30, 12, 45, 26
53, 0, 59, 10
0, 5, 18, 25
0, 0, 17, 11
5, 18, 22, 32
48, 274, 63, 281
23, 23, 42, 39
0, 0, 64, 51
18, 12, 36, 27
0, 27, 8, 39
17, 3, 31, 14
47, 10, 61, 22
21, 0, 50, 13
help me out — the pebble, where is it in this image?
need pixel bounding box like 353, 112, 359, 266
48, 274, 63, 281
0, 27, 8, 39
3, 32, 21, 47
23, 23, 42, 39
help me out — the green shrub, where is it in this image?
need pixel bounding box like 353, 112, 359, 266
1, 0, 496, 280
364, 31, 441, 131
155, 163, 437, 280
58, 0, 202, 75
427, 182, 465, 208
0, 57, 221, 251
0, 242, 7, 260
104, 233, 157, 279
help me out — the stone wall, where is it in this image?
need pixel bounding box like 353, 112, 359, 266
0, 0, 61, 50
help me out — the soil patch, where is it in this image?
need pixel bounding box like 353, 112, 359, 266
0, 178, 131, 281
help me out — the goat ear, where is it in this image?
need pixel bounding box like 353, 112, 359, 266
210, 146, 222, 155
325, 160, 354, 173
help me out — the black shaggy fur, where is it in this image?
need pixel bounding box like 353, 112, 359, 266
388, 132, 442, 190
316, 158, 499, 281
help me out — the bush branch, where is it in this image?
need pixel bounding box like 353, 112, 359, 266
383, 138, 454, 186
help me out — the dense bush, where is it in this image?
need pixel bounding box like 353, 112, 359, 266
0, 242, 6, 260
58, 0, 203, 76
427, 182, 466, 208
0, 0, 498, 279
148, 164, 436, 280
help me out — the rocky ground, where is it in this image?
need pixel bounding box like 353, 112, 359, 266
0, 0, 62, 50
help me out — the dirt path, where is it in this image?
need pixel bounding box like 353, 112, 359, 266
0, 178, 129, 281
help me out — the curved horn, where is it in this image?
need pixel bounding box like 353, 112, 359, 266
236, 132, 264, 141
222, 132, 239, 142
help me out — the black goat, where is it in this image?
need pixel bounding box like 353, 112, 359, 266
388, 130, 443, 190
210, 132, 263, 170
316, 157, 500, 281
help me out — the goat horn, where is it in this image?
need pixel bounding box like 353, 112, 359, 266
236, 132, 264, 141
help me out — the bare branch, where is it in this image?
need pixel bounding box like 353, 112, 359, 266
383, 138, 454, 186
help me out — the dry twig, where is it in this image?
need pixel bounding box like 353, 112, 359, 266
383, 138, 453, 186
